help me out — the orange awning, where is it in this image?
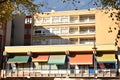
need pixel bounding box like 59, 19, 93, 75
32, 55, 49, 62
70, 54, 93, 65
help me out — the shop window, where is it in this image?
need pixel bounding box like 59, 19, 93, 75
97, 63, 115, 69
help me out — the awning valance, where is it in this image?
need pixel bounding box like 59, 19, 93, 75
7, 56, 30, 63
32, 55, 49, 62
48, 55, 66, 65
97, 54, 116, 62
70, 54, 93, 65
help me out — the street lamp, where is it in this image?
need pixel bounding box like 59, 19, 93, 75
92, 37, 97, 79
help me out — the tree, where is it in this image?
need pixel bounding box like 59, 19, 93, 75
0, 0, 43, 73
0, 0, 42, 25
94, 0, 120, 24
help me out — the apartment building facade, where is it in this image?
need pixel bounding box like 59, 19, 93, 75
0, 16, 32, 80
1, 9, 119, 80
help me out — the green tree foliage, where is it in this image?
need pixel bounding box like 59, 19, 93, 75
95, 0, 120, 22
0, 0, 40, 25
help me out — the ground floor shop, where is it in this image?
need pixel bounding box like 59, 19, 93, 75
1, 45, 118, 79
1, 52, 117, 79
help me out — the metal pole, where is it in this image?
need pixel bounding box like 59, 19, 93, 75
92, 36, 97, 79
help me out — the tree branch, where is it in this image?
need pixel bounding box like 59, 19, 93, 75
0, 0, 7, 4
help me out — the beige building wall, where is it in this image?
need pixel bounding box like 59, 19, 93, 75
4, 9, 118, 53
32, 9, 118, 46
95, 10, 118, 45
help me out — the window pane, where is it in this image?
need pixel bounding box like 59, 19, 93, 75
80, 38, 94, 44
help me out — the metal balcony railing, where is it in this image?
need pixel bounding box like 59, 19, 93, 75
1, 69, 116, 78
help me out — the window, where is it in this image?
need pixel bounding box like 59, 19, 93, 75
89, 27, 95, 33
60, 16, 69, 23
80, 38, 95, 44
52, 16, 59, 23
25, 18, 32, 24
35, 17, 43, 24
80, 28, 88, 34
69, 27, 78, 34
32, 39, 41, 45
43, 29, 50, 35
69, 38, 78, 44
34, 27, 69, 36
42, 17, 50, 24
60, 27, 69, 34
80, 16, 88, 23
61, 39, 68, 44
40, 39, 49, 45
49, 38, 68, 45
97, 63, 115, 69
32, 39, 49, 45
70, 16, 78, 23
34, 17, 50, 24
89, 15, 95, 22
50, 39, 60, 45
34, 29, 42, 36
52, 16, 69, 23
80, 27, 95, 34
80, 15, 95, 23
33, 38, 69, 45
34, 28, 50, 36
52, 28, 60, 34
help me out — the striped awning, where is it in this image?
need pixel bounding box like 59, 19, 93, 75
70, 54, 93, 65
32, 55, 49, 62
97, 54, 116, 62
48, 55, 66, 65
7, 56, 30, 63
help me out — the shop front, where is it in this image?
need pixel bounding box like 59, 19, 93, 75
96, 53, 117, 77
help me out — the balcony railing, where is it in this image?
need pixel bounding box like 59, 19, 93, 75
1, 69, 116, 78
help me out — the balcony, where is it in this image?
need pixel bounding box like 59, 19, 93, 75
70, 16, 79, 23
1, 69, 116, 78
80, 27, 95, 35
80, 15, 95, 24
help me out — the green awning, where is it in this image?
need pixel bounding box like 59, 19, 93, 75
7, 56, 30, 63
48, 55, 66, 65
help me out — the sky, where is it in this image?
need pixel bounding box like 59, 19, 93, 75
34, 0, 96, 12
